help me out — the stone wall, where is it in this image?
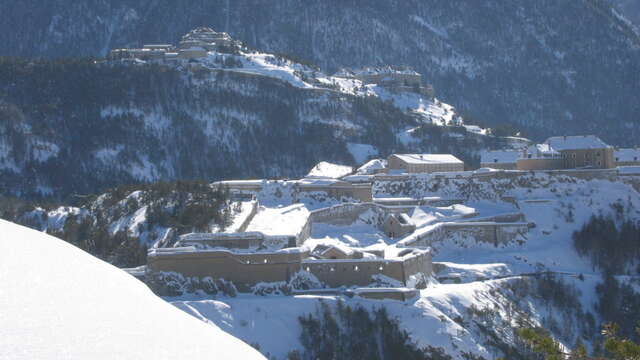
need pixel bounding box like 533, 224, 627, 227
480, 162, 517, 170
147, 248, 307, 292
559, 148, 615, 169
298, 183, 373, 203
373, 168, 625, 199
517, 158, 564, 171
236, 200, 259, 232
176, 231, 294, 250
403, 221, 529, 247
302, 251, 431, 288
345, 288, 419, 301
147, 246, 432, 292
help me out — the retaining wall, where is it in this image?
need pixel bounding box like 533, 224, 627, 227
302, 251, 431, 288
147, 248, 307, 292
403, 222, 529, 247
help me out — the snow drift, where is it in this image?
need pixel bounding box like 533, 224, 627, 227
0, 219, 265, 360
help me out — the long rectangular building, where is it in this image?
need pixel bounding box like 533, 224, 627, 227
387, 154, 464, 173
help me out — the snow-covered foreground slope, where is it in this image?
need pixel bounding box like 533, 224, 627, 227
0, 220, 265, 360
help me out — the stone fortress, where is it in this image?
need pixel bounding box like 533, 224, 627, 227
335, 65, 435, 97
96, 27, 640, 301
480, 135, 636, 171
107, 27, 242, 62
138, 134, 640, 301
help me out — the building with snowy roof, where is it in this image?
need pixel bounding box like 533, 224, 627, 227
614, 148, 640, 166
516, 144, 564, 170
179, 27, 237, 51
107, 27, 240, 63
543, 135, 615, 169
482, 135, 616, 171
356, 158, 388, 175
387, 154, 464, 173
480, 150, 519, 170
383, 213, 416, 238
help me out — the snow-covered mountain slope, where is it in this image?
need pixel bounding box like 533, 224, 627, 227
0, 219, 265, 360
0, 54, 502, 199
2, 1, 639, 145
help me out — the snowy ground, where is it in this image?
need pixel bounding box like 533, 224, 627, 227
0, 219, 265, 360
245, 203, 310, 236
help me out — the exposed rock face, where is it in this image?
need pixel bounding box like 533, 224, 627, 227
1, 1, 640, 145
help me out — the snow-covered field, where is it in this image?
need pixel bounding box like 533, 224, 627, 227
0, 220, 265, 360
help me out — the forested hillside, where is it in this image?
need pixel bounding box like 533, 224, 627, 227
0, 57, 501, 199
1, 0, 639, 144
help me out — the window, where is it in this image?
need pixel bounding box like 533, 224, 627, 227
596, 152, 601, 157
597, 161, 601, 166
494, 159, 498, 163
572, 153, 576, 159
635, 157, 638, 161
616, 157, 620, 161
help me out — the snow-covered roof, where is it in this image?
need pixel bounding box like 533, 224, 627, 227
180, 46, 207, 52
143, 44, 173, 48
525, 144, 560, 158
297, 177, 344, 186
356, 158, 387, 174
320, 244, 355, 257
534, 143, 556, 154
306, 161, 353, 178
480, 150, 519, 164
615, 148, 640, 162
392, 154, 463, 165
398, 213, 414, 225
0, 220, 265, 360
544, 135, 611, 151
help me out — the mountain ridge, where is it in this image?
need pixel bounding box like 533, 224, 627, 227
2, 0, 639, 144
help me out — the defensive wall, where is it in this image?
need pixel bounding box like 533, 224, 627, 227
214, 180, 373, 203
146, 246, 432, 292
400, 221, 530, 248
236, 200, 259, 232
301, 249, 432, 288
176, 231, 296, 250
147, 248, 308, 292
